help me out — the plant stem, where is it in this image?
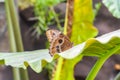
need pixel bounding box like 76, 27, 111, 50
5, 0, 21, 80
12, 68, 21, 80
20, 69, 29, 80
63, 1, 68, 35
6, 0, 29, 80
8, 0, 24, 52
50, 7, 63, 31
86, 44, 120, 80
54, 57, 64, 80
53, 0, 74, 79
5, 0, 17, 52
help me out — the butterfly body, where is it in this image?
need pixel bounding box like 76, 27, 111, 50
46, 29, 73, 56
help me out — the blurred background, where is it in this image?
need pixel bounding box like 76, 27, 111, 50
0, 0, 120, 80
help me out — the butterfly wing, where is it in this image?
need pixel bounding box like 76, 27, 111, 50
46, 29, 61, 42
49, 33, 73, 56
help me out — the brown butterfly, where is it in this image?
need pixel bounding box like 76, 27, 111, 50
46, 29, 73, 56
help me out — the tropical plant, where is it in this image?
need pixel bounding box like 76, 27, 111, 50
2, 0, 120, 80
33, 0, 64, 37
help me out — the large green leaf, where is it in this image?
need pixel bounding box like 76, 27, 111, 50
58, 0, 98, 79
71, 0, 98, 45
0, 49, 52, 73
58, 29, 120, 80
103, 0, 120, 18
60, 29, 120, 58
0, 29, 120, 74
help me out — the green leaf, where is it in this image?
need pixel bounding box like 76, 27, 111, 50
0, 29, 120, 74
86, 38, 120, 80
36, 0, 63, 7
34, 0, 63, 36
59, 0, 98, 79
53, 55, 83, 80
103, 0, 120, 18
53, 29, 120, 80
71, 0, 98, 45
46, 0, 62, 6
94, 2, 102, 16
0, 49, 52, 73
60, 29, 120, 58
114, 72, 120, 80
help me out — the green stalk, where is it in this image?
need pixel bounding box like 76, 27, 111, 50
19, 69, 29, 80
5, 0, 17, 52
12, 68, 21, 80
50, 7, 63, 31
8, 0, 24, 51
63, 0, 68, 35
53, 5, 67, 78
54, 57, 64, 80
53, 0, 73, 79
5, 0, 21, 80
6, 0, 29, 80
8, 0, 29, 80
86, 44, 120, 80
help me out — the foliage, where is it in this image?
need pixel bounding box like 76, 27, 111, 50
56, 0, 98, 80
94, 2, 102, 16
0, 49, 52, 73
33, 0, 63, 37
18, 0, 34, 10
5, 0, 29, 80
103, 0, 120, 18
71, 0, 98, 45
0, 30, 119, 78
4, 0, 120, 80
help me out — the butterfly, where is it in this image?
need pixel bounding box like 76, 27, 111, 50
46, 29, 73, 56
